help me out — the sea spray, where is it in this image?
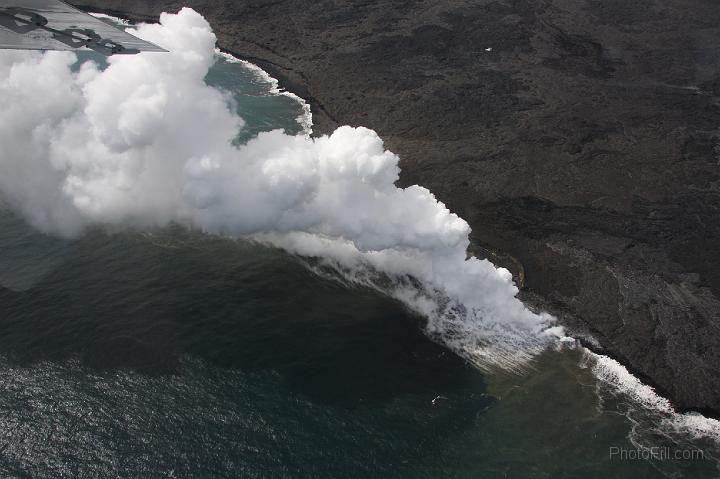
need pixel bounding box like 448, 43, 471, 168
0, 8, 557, 371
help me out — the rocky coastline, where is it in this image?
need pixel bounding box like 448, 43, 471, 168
72, 0, 720, 414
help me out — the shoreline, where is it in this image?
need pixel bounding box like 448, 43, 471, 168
83, 10, 720, 430
71, 1, 720, 416
79, 5, 341, 134
212, 47, 313, 136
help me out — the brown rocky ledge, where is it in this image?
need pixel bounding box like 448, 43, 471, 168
72, 0, 720, 414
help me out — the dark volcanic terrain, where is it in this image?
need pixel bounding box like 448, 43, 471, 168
72, 0, 720, 413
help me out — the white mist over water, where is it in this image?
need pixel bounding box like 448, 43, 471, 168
0, 8, 559, 370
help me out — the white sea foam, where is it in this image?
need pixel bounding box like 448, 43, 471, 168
581, 348, 720, 443
580, 349, 674, 412
214, 48, 313, 135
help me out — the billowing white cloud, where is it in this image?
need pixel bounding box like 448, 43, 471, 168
0, 8, 559, 370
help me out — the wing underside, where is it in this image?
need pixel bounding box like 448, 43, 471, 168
0, 0, 166, 55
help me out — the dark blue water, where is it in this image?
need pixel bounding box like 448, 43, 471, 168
0, 49, 718, 478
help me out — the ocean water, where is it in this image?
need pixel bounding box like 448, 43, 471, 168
0, 41, 719, 478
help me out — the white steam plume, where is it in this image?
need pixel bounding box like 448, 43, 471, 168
0, 8, 559, 370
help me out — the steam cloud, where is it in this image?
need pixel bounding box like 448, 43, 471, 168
0, 9, 559, 370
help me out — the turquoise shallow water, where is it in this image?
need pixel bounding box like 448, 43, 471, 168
0, 47, 718, 478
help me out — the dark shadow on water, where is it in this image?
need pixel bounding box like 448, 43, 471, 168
0, 222, 487, 408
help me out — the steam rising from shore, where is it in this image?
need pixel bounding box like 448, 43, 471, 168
0, 8, 558, 370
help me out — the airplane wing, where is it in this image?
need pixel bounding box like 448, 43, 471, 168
0, 0, 166, 55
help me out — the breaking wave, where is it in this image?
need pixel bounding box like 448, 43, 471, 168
580, 348, 720, 452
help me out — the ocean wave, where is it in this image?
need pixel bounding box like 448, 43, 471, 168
214, 49, 313, 136
580, 348, 720, 445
